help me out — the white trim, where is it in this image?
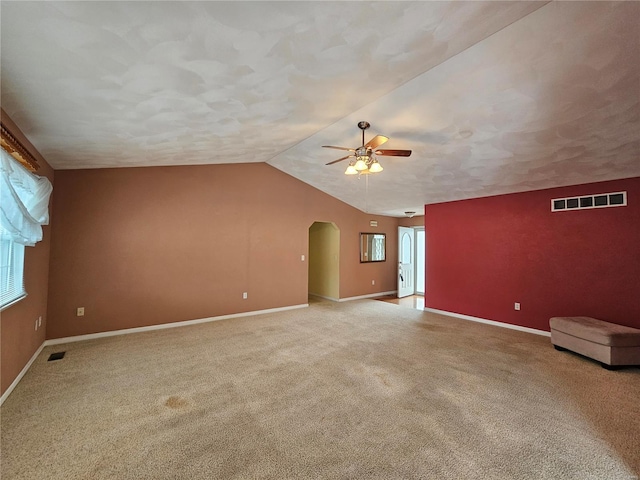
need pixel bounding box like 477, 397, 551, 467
339, 291, 397, 302
45, 304, 309, 346
1, 302, 545, 406
309, 293, 340, 302
1, 304, 309, 405
310, 291, 398, 303
423, 307, 551, 337
0, 341, 45, 407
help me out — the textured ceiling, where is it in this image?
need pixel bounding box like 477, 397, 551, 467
1, 1, 639, 216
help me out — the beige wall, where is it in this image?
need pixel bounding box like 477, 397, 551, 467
47, 163, 399, 339
1, 110, 55, 396
308, 222, 340, 299
398, 215, 424, 228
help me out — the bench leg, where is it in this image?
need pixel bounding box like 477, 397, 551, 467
553, 344, 567, 352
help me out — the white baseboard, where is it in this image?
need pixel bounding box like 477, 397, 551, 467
1, 302, 545, 407
1, 304, 309, 406
339, 291, 397, 302
423, 307, 551, 337
0, 341, 45, 407
310, 291, 397, 303
45, 303, 309, 346
308, 293, 339, 302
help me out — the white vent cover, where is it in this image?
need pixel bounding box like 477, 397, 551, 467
551, 191, 627, 212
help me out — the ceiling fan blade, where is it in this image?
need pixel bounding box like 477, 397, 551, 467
364, 135, 388, 149
374, 149, 412, 157
325, 155, 354, 166
322, 145, 356, 152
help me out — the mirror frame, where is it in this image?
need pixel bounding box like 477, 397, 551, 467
360, 232, 386, 263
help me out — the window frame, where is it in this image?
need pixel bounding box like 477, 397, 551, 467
0, 225, 27, 310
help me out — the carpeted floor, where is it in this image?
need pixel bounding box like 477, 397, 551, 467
2, 299, 639, 479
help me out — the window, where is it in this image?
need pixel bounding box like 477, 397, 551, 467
0, 225, 26, 309
0, 148, 52, 309
402, 233, 412, 264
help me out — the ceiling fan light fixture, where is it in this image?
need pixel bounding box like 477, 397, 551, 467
324, 121, 410, 176
368, 160, 383, 173
345, 164, 358, 175
354, 157, 369, 171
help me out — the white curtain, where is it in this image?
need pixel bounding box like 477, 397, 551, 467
0, 149, 53, 246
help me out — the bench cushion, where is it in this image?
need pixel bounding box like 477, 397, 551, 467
550, 316, 640, 347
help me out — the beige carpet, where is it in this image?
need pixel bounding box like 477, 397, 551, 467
2, 299, 639, 479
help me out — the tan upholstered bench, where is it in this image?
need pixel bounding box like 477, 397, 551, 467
550, 316, 640, 369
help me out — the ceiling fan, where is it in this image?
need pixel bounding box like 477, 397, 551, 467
323, 121, 412, 175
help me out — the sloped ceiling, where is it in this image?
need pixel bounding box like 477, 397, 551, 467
1, 1, 639, 216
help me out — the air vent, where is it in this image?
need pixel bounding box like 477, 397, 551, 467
551, 191, 626, 212
48, 351, 66, 361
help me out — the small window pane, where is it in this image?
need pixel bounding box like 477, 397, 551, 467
566, 198, 579, 209
402, 233, 411, 264
580, 197, 593, 208
609, 193, 624, 205
553, 199, 565, 210
594, 195, 608, 206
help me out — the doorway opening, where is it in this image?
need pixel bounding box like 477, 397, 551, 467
308, 222, 340, 301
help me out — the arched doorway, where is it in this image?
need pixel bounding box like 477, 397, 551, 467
308, 222, 340, 301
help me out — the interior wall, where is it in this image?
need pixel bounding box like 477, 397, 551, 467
308, 222, 340, 300
0, 110, 55, 397
47, 163, 399, 339
398, 215, 424, 228
424, 177, 640, 331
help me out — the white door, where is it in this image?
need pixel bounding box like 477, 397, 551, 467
398, 226, 414, 298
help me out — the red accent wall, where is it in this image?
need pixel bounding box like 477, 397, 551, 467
424, 178, 640, 331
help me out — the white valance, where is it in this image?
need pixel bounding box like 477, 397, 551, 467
0, 148, 53, 246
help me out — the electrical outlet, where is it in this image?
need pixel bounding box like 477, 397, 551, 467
77, 307, 85, 317
301, 254, 305, 261
514, 302, 521, 311
372, 280, 375, 285
242, 292, 248, 299
35, 319, 38, 331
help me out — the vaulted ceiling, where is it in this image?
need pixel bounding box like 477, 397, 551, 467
1, 1, 638, 216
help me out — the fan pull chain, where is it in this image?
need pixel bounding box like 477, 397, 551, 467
365, 173, 369, 213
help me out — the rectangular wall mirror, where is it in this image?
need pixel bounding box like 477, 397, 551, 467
360, 233, 386, 263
